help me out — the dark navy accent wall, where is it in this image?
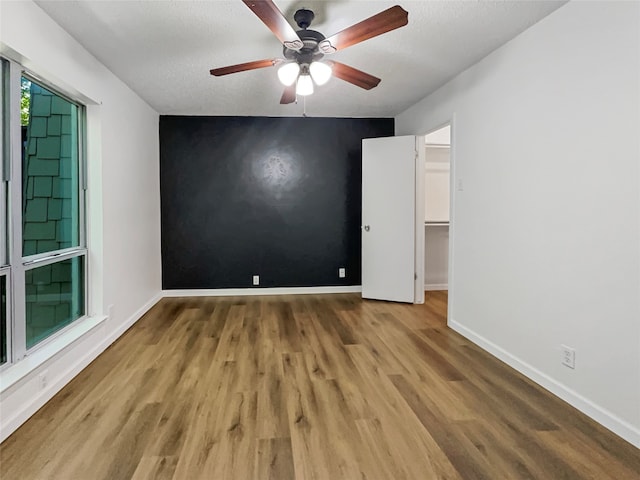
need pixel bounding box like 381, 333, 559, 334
160, 116, 394, 289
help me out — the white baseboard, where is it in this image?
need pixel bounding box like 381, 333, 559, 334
425, 283, 448, 291
106, 293, 163, 347
0, 292, 162, 443
448, 319, 640, 448
163, 285, 362, 297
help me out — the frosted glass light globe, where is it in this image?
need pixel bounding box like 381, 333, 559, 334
296, 74, 314, 96
309, 61, 332, 86
277, 62, 300, 86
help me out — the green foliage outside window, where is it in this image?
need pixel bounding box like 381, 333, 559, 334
21, 77, 30, 126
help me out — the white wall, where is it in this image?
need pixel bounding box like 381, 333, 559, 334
425, 125, 451, 146
397, 1, 640, 447
425, 147, 450, 222
0, 1, 162, 441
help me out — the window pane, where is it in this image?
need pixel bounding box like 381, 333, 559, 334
0, 275, 6, 364
25, 256, 84, 349
21, 77, 80, 257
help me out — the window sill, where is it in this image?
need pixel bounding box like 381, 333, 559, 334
0, 314, 107, 394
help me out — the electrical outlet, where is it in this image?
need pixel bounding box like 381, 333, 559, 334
456, 178, 464, 191
561, 345, 575, 369
38, 371, 48, 390
252, 275, 260, 286
338, 267, 346, 278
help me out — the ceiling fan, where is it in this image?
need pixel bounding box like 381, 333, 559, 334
210, 0, 409, 104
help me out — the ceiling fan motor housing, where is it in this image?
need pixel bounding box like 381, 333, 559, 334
281, 9, 326, 65
283, 28, 326, 65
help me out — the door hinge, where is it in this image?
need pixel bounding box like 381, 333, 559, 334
414, 150, 418, 160
414, 273, 418, 280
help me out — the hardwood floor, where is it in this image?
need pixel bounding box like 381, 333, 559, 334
1, 292, 638, 479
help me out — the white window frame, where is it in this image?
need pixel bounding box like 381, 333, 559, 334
2, 58, 88, 364
0, 59, 7, 371
0, 58, 8, 268
0, 269, 11, 371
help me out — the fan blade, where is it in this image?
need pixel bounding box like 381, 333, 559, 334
331, 62, 381, 90
320, 5, 408, 53
280, 85, 296, 104
242, 0, 303, 50
210, 59, 276, 76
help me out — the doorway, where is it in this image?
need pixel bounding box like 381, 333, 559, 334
360, 128, 452, 309
423, 124, 451, 296
361, 136, 420, 303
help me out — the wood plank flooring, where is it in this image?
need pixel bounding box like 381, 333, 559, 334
1, 292, 638, 479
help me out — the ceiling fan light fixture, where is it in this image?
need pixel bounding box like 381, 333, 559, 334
210, 4, 407, 103
296, 74, 314, 96
277, 62, 300, 86
309, 61, 332, 86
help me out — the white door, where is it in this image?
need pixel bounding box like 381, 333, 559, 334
362, 136, 421, 303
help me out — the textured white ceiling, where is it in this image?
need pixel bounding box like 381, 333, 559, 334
36, 0, 567, 118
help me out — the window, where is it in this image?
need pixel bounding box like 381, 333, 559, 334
0, 58, 87, 368
21, 76, 86, 349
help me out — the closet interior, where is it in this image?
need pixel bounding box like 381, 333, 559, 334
424, 125, 450, 291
